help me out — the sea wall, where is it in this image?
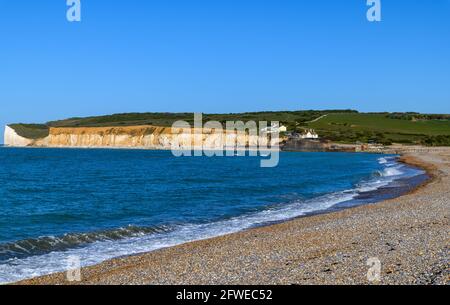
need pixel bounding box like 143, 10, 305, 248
4, 125, 277, 150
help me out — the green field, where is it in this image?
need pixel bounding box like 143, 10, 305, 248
9, 111, 450, 146
307, 113, 450, 145
8, 124, 50, 139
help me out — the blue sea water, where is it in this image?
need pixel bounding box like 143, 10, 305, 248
0, 148, 425, 283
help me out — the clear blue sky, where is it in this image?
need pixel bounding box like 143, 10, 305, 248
1, 0, 449, 142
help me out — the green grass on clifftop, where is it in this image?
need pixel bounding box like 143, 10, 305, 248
45, 110, 354, 129
8, 124, 50, 140
307, 113, 450, 145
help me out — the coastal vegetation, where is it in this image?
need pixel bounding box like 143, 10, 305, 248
8, 110, 450, 146
306, 113, 450, 146
44, 110, 356, 129
8, 124, 50, 139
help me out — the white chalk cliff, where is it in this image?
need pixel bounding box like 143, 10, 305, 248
4, 125, 34, 147
4, 125, 279, 150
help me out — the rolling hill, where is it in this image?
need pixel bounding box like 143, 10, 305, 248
7, 110, 450, 146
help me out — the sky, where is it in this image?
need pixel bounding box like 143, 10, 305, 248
0, 0, 449, 143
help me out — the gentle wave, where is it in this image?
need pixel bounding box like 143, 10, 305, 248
0, 191, 357, 283
0, 225, 173, 261
382, 167, 403, 177
378, 157, 388, 164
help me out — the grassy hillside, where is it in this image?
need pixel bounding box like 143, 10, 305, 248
8, 110, 450, 146
8, 124, 50, 139
307, 113, 450, 146
45, 110, 353, 129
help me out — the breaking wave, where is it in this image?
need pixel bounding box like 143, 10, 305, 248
0, 225, 173, 261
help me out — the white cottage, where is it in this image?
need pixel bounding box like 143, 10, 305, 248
261, 123, 287, 134
299, 129, 319, 139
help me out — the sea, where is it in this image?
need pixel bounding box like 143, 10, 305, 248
0, 147, 427, 283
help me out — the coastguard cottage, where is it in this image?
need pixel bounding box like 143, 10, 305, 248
299, 129, 319, 139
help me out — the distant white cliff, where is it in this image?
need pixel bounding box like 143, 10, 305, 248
4, 125, 33, 147
4, 125, 278, 150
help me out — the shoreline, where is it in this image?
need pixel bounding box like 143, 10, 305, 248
15, 148, 450, 285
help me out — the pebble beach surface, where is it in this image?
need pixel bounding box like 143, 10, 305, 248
17, 149, 450, 285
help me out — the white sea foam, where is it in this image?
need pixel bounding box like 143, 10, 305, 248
0, 189, 357, 284
382, 167, 403, 177
356, 179, 389, 193
378, 157, 388, 164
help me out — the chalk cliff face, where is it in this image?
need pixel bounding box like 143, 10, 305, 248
4, 125, 34, 147
4, 125, 277, 150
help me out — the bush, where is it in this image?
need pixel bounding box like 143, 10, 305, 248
421, 135, 450, 146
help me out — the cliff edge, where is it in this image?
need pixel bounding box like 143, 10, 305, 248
4, 125, 34, 147
4, 125, 271, 150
